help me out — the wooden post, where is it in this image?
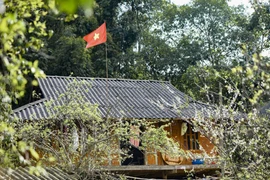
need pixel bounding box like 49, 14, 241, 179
162, 171, 167, 179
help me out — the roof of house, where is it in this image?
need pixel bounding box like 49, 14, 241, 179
13, 76, 216, 120
0, 167, 77, 180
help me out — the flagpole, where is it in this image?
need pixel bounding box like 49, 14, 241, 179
105, 42, 108, 115
105, 41, 111, 166
106, 43, 108, 79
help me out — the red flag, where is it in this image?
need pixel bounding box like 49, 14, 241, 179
83, 22, 107, 48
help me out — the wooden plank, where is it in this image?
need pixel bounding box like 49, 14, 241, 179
104, 164, 220, 171
102, 165, 220, 179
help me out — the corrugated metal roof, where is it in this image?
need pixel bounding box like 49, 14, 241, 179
0, 167, 77, 180
13, 76, 216, 120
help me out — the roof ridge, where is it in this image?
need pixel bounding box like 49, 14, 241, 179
13, 98, 47, 113
44, 75, 170, 83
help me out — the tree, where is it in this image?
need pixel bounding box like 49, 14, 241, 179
179, 1, 270, 109
246, 1, 270, 54
0, 0, 95, 171
188, 52, 270, 179
49, 36, 93, 76
0, 0, 48, 168
117, 0, 251, 89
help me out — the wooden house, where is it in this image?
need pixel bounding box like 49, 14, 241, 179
13, 76, 220, 179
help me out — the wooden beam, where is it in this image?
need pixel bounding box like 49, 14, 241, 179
103, 164, 219, 171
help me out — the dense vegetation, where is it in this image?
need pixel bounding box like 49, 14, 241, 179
1, 0, 270, 179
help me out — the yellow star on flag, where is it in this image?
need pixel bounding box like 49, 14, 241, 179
94, 33, 99, 40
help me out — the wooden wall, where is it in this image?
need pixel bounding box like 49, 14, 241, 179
34, 120, 216, 167
144, 120, 216, 166
106, 120, 216, 166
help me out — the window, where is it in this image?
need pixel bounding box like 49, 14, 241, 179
183, 124, 199, 150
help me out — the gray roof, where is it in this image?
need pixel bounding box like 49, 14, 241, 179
13, 76, 215, 120
0, 167, 77, 180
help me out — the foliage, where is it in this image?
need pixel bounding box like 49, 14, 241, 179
0, 0, 47, 168
49, 36, 93, 76
148, 0, 249, 89
0, 0, 94, 171
247, 1, 270, 53
188, 52, 270, 179
178, 0, 270, 107
55, 0, 95, 15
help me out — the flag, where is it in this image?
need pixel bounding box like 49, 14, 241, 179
83, 22, 106, 48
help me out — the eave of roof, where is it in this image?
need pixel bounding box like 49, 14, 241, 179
0, 167, 77, 180
13, 76, 217, 121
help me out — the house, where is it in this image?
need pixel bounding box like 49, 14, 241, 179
13, 76, 221, 179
